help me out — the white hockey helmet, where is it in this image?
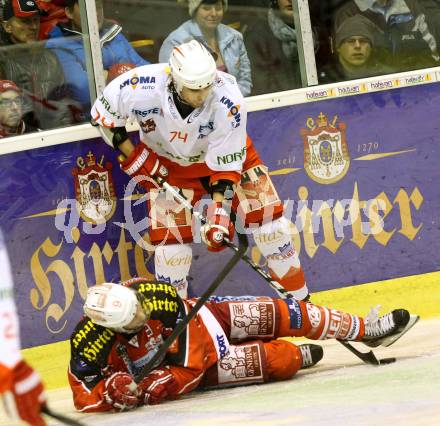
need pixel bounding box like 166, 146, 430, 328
169, 40, 217, 94
84, 283, 139, 332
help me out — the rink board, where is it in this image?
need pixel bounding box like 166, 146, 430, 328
0, 83, 439, 348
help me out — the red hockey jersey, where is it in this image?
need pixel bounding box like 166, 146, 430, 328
68, 280, 228, 412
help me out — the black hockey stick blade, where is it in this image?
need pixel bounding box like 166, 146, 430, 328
42, 406, 86, 426
337, 340, 396, 366
132, 232, 249, 383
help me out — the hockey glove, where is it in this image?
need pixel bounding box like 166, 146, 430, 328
1, 361, 46, 426
119, 144, 168, 188
104, 372, 140, 411
200, 202, 234, 252
138, 368, 179, 405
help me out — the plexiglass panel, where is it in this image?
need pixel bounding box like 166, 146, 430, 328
104, 0, 304, 97
311, 0, 440, 84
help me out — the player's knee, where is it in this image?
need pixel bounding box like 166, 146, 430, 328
251, 217, 295, 252
264, 340, 302, 381
154, 244, 192, 298
148, 187, 194, 245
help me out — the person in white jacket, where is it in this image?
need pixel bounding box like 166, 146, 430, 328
159, 0, 252, 96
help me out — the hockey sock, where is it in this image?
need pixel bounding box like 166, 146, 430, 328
154, 243, 192, 299
252, 217, 308, 300
303, 303, 364, 341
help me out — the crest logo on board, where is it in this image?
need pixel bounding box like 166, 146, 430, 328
72, 151, 117, 224
301, 112, 350, 184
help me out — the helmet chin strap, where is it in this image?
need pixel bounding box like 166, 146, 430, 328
169, 81, 196, 119
170, 82, 189, 104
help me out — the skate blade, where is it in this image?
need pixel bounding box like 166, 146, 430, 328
381, 314, 420, 347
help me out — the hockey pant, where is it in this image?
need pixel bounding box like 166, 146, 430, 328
202, 298, 365, 387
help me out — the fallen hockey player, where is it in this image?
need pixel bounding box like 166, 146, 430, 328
68, 278, 418, 412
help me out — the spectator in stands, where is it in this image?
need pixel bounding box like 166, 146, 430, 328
159, 0, 252, 96
0, 0, 40, 45
0, 80, 39, 138
45, 0, 148, 115
36, 0, 68, 40
333, 0, 440, 72
319, 14, 390, 83
0, 0, 81, 130
244, 0, 301, 95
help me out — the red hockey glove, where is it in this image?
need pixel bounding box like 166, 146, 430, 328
104, 372, 140, 412
138, 369, 179, 405
119, 144, 168, 188
200, 202, 234, 252
1, 361, 46, 426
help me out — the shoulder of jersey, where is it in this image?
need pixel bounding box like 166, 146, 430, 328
212, 71, 243, 101
115, 63, 169, 92
70, 317, 115, 351
216, 70, 238, 87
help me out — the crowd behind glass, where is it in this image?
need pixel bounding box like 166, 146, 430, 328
1, 0, 439, 139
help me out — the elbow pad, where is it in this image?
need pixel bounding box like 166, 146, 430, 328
93, 123, 128, 149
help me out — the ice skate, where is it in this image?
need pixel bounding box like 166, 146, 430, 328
362, 306, 419, 348
299, 344, 323, 369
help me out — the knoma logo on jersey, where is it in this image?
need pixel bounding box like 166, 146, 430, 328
120, 74, 156, 90
220, 96, 241, 128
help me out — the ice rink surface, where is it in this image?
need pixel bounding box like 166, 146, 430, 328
2, 317, 438, 426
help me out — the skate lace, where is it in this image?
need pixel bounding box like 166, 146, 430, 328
364, 305, 395, 337
300, 345, 313, 366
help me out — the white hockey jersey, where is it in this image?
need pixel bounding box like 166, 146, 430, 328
0, 230, 21, 378
91, 63, 247, 176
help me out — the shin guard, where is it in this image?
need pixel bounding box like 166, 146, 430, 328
304, 303, 364, 341
252, 217, 308, 300
154, 243, 192, 299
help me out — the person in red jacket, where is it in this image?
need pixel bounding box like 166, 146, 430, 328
68, 278, 417, 412
0, 80, 39, 137
36, 0, 68, 40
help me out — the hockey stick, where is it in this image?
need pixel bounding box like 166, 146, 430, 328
42, 406, 86, 426
337, 340, 396, 366
131, 231, 248, 383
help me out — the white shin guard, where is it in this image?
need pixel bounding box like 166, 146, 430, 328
154, 243, 192, 299
252, 217, 308, 300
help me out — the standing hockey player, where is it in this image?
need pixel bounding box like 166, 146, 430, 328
0, 229, 47, 425
68, 279, 418, 412
91, 40, 308, 300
